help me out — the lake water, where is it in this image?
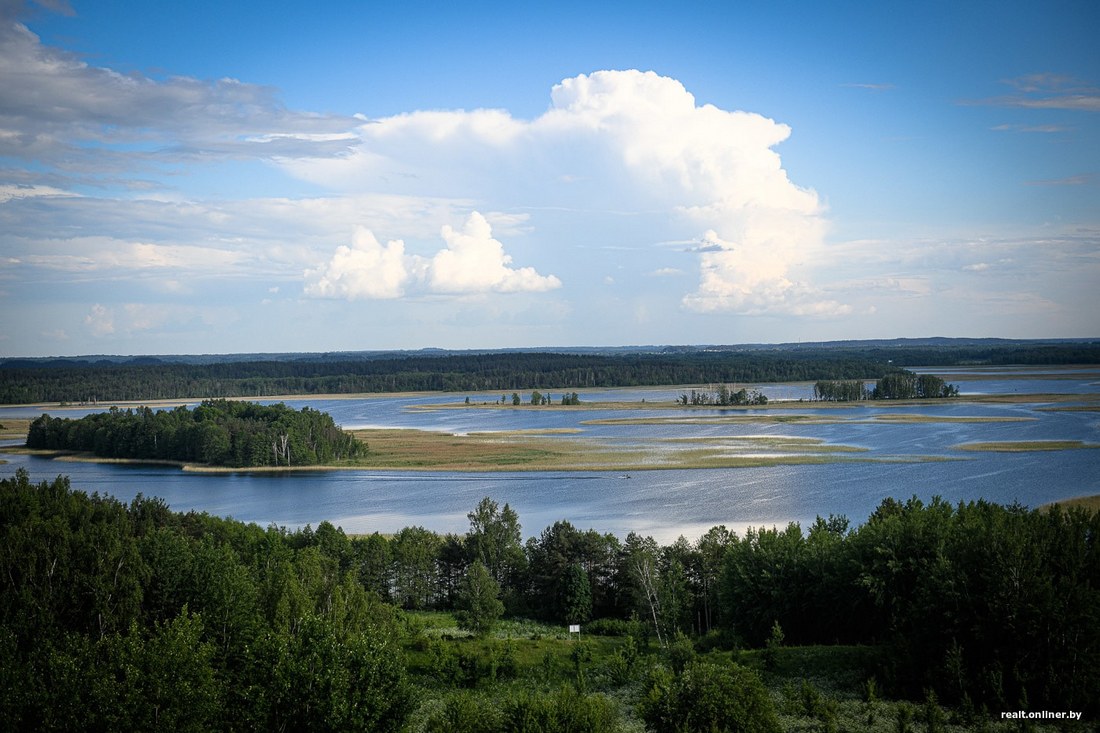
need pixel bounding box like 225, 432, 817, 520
3, 368, 1098, 543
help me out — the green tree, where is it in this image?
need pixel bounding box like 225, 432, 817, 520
455, 561, 504, 636
391, 526, 441, 610
465, 497, 525, 590
561, 563, 592, 625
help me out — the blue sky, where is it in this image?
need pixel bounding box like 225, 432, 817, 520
2, 0, 1098, 356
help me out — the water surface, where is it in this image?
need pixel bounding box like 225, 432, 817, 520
3, 369, 1097, 543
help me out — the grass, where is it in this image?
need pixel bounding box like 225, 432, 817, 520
0, 418, 31, 441
954, 440, 1100, 452
0, 420, 946, 472
583, 412, 1035, 427
863, 413, 1033, 424
398, 612, 1082, 732
582, 414, 838, 426
349, 428, 900, 471
1041, 494, 1100, 512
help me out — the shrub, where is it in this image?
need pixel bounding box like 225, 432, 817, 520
641, 661, 780, 733
581, 618, 632, 636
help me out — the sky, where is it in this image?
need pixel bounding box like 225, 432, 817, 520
1, 0, 1098, 357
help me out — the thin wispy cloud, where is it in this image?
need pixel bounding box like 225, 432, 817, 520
965, 73, 1100, 112
992, 123, 1069, 134
841, 82, 895, 92
0, 18, 359, 187
1024, 174, 1093, 187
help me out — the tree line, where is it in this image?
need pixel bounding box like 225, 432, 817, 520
24, 400, 363, 468
677, 385, 769, 406
2, 471, 1096, 729
813, 372, 959, 401
0, 351, 913, 404
4, 343, 1097, 406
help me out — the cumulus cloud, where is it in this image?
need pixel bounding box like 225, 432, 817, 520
303, 211, 560, 300
303, 228, 409, 300
288, 69, 836, 316
426, 212, 561, 294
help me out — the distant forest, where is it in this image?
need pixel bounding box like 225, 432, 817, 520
2, 342, 1097, 404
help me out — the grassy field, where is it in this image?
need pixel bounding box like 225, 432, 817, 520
0, 418, 30, 441
582, 412, 1034, 427
398, 611, 1082, 733
347, 427, 881, 472
1041, 494, 1100, 512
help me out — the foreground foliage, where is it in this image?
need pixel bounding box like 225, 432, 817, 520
1, 469, 1096, 730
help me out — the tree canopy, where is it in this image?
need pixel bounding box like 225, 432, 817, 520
25, 399, 363, 468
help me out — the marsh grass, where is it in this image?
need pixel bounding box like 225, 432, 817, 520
1042, 494, 1100, 512
864, 414, 1034, 424
0, 418, 30, 441
344, 427, 899, 471
582, 414, 839, 426
955, 440, 1100, 452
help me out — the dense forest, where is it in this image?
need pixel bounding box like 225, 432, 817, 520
24, 400, 363, 468
1, 472, 1095, 731
3, 341, 1095, 404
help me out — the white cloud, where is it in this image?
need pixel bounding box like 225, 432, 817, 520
78, 301, 236, 340
303, 211, 560, 300
15, 238, 243, 273
0, 17, 359, 183
425, 212, 561, 294
83, 303, 113, 336
288, 69, 835, 317
303, 227, 409, 300
0, 183, 78, 202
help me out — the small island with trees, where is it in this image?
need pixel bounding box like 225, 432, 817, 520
25, 399, 363, 468
813, 372, 959, 402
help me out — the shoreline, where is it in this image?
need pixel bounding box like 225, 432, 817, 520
1040, 494, 1100, 512
2, 434, 938, 474
3, 379, 1096, 475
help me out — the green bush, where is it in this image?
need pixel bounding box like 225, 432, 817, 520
641, 661, 780, 733
581, 618, 632, 636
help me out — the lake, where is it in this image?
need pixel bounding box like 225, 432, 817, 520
2, 367, 1098, 543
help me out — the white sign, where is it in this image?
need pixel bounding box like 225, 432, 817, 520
568, 624, 580, 633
